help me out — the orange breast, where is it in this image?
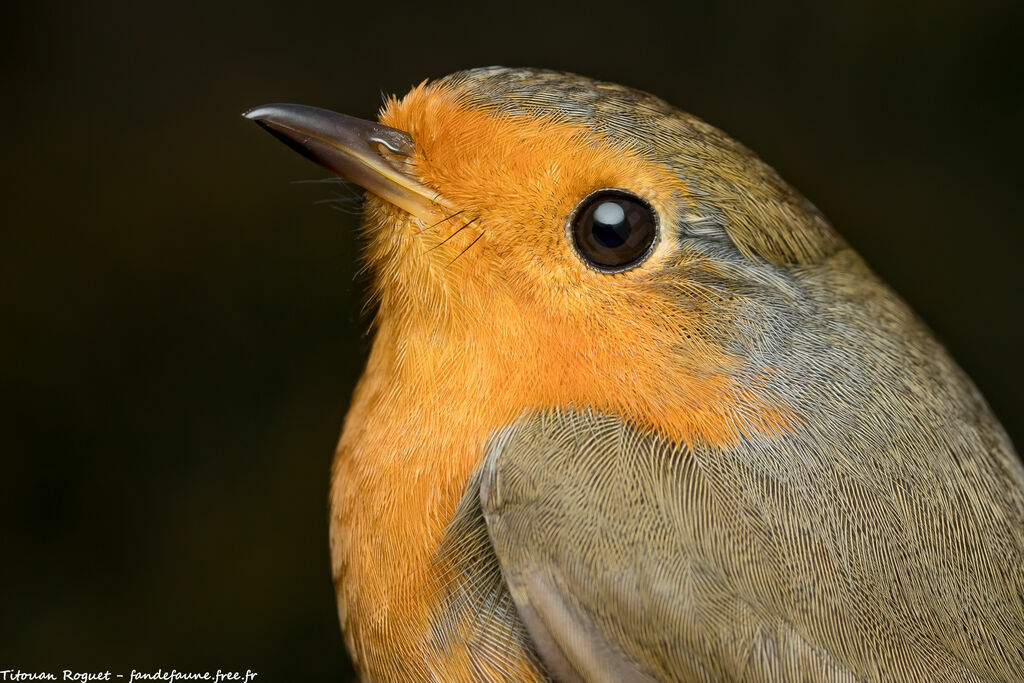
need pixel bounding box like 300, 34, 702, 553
329, 322, 544, 681
328, 278, 793, 680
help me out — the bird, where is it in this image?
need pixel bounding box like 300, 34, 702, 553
245, 67, 1024, 682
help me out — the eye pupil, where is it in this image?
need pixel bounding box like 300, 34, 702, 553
570, 190, 657, 272
592, 201, 630, 248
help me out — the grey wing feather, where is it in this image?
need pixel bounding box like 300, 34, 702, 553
425, 466, 549, 681
477, 409, 1024, 683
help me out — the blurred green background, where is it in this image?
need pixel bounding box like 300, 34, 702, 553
2, 0, 1021, 679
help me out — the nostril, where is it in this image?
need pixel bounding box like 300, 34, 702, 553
369, 127, 416, 157
370, 132, 419, 178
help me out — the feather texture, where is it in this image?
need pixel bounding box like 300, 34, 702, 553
472, 404, 1024, 681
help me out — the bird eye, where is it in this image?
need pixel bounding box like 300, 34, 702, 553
569, 189, 658, 272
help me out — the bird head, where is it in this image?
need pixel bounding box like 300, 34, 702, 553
247, 67, 845, 445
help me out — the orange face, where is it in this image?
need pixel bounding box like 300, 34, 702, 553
373, 80, 682, 307
357, 80, 793, 447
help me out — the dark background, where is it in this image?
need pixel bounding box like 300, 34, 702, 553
3, 0, 1022, 679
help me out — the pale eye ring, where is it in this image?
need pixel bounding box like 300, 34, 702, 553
567, 188, 659, 272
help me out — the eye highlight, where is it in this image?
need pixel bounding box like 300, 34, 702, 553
569, 189, 658, 272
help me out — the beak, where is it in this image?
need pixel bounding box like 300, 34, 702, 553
244, 103, 449, 220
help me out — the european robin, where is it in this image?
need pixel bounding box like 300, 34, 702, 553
246, 67, 1024, 682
